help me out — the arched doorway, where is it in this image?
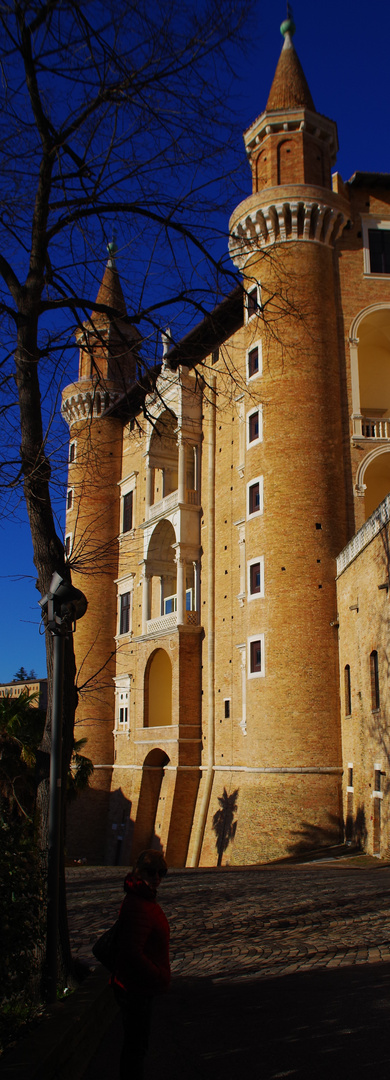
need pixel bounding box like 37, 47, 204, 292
132, 748, 170, 860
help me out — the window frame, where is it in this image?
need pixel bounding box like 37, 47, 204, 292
69, 441, 76, 464
248, 634, 265, 679
362, 216, 390, 275
247, 475, 263, 519
246, 340, 262, 381
114, 675, 131, 733
247, 405, 263, 448
247, 556, 264, 600
245, 283, 262, 322
122, 489, 133, 534
120, 591, 131, 635
118, 473, 137, 538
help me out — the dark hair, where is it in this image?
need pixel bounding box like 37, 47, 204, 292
134, 849, 168, 878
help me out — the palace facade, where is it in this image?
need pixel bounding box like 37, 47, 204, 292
62, 19, 390, 865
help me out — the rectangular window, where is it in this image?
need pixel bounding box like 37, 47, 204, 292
344, 664, 351, 716
248, 636, 264, 677
120, 592, 131, 635
67, 489, 73, 510
374, 767, 381, 793
348, 766, 353, 789
249, 411, 259, 442
368, 229, 390, 274
69, 442, 76, 464
250, 562, 261, 595
224, 699, 230, 719
370, 650, 380, 710
212, 348, 219, 365
246, 285, 260, 319
119, 707, 128, 726
248, 477, 263, 517
164, 594, 177, 615
123, 490, 133, 533
248, 346, 259, 378
250, 482, 259, 513
65, 534, 72, 558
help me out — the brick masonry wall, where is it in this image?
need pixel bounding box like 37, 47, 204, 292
337, 521, 390, 857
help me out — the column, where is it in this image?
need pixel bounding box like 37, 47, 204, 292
142, 570, 151, 635
145, 457, 153, 517
176, 553, 186, 625
178, 435, 186, 504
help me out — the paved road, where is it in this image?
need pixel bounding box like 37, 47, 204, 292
66, 859, 390, 1078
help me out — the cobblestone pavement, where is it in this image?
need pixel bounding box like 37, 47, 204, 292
66, 860, 390, 1079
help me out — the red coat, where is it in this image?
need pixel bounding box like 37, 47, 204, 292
112, 875, 170, 998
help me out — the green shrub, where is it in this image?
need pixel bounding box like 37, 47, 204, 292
0, 816, 45, 1053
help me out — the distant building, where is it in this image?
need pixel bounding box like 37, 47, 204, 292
0, 677, 47, 712
62, 18, 390, 865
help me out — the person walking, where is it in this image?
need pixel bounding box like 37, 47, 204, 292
111, 849, 170, 1079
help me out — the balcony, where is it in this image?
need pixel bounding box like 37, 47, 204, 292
352, 415, 390, 442
146, 610, 199, 635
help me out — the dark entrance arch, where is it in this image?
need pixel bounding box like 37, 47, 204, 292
131, 749, 170, 861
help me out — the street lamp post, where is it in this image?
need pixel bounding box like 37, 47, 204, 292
39, 572, 87, 1003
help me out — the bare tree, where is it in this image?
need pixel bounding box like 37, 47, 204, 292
0, 0, 254, 984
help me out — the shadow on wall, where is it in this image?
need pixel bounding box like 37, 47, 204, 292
345, 804, 367, 849
212, 788, 239, 866
109, 785, 165, 866
286, 812, 343, 857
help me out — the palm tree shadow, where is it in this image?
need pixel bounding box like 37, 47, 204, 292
212, 788, 239, 866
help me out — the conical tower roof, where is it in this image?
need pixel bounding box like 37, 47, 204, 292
91, 242, 127, 322
266, 19, 315, 113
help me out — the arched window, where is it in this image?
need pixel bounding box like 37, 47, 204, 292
370, 650, 380, 711
144, 649, 172, 727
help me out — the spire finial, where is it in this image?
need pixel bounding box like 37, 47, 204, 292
280, 3, 296, 41
107, 230, 118, 264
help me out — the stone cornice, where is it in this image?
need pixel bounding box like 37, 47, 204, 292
229, 185, 349, 268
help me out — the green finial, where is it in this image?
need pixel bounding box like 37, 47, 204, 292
107, 230, 118, 258
281, 2, 295, 38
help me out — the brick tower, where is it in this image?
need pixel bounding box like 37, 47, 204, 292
212, 15, 350, 859
62, 246, 140, 861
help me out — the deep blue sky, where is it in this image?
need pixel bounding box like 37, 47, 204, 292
0, 0, 388, 683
